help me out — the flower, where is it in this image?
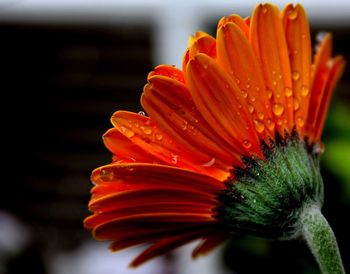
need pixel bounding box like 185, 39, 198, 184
84, 2, 345, 270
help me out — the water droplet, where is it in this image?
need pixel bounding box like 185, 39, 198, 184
277, 119, 282, 126
238, 104, 242, 109
301, 86, 309, 96
243, 139, 252, 149
285, 87, 292, 97
267, 89, 273, 99
316, 32, 327, 43
225, 83, 230, 89
254, 119, 265, 133
246, 83, 251, 89
296, 117, 305, 127
248, 104, 254, 113
256, 87, 260, 92
138, 111, 146, 116
155, 133, 163, 141
272, 103, 284, 116
203, 64, 208, 69
258, 112, 264, 120
202, 157, 216, 167
292, 71, 300, 81
236, 111, 241, 116
273, 80, 277, 86
119, 126, 135, 138
100, 169, 114, 181
263, 7, 268, 14
283, 119, 287, 124
278, 74, 282, 80
294, 98, 300, 110
288, 9, 298, 20
272, 70, 276, 75
266, 119, 275, 131
171, 153, 178, 164
181, 120, 188, 130
142, 126, 153, 135
276, 92, 281, 98
312, 142, 325, 155
235, 78, 241, 84
250, 95, 256, 102
242, 90, 248, 99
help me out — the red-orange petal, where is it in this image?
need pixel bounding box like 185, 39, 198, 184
187, 53, 262, 157
130, 229, 214, 267
217, 21, 274, 139
250, 3, 293, 134
282, 4, 312, 136
314, 56, 346, 140
142, 74, 241, 168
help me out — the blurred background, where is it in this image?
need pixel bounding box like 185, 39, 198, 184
0, 0, 349, 273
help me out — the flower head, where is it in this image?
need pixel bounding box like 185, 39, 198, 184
84, 3, 345, 269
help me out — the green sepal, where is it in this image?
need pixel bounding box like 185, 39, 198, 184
216, 132, 324, 239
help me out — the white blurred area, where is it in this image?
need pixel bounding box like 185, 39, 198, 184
0, 1, 346, 274
0, 0, 349, 67
49, 241, 231, 274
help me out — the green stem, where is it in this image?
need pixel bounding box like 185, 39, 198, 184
301, 205, 345, 274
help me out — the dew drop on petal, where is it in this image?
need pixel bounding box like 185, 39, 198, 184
235, 78, 241, 84
243, 139, 252, 149
263, 7, 268, 14
202, 157, 216, 167
267, 89, 273, 99
273, 80, 277, 86
142, 126, 153, 135
254, 119, 265, 133
272, 103, 284, 116
248, 104, 254, 113
288, 9, 298, 20
285, 87, 292, 97
276, 92, 281, 98
292, 71, 300, 81
138, 111, 146, 116
296, 117, 305, 127
258, 112, 264, 120
250, 95, 256, 102
246, 84, 251, 89
294, 98, 300, 110
155, 133, 163, 141
100, 169, 114, 181
203, 64, 208, 69
266, 119, 275, 131
301, 86, 309, 96
277, 119, 282, 126
242, 90, 248, 99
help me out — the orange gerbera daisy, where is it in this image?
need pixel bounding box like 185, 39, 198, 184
84, 3, 345, 272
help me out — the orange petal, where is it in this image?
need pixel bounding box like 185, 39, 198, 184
282, 4, 311, 136
250, 3, 293, 134
92, 213, 216, 240
111, 111, 229, 179
306, 33, 332, 140
218, 14, 249, 38
142, 74, 241, 168
192, 233, 229, 258
91, 163, 223, 191
314, 56, 346, 141
187, 53, 262, 157
217, 22, 274, 138
103, 128, 163, 164
183, 32, 216, 77
130, 229, 213, 267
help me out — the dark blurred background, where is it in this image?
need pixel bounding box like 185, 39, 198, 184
0, 1, 349, 274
